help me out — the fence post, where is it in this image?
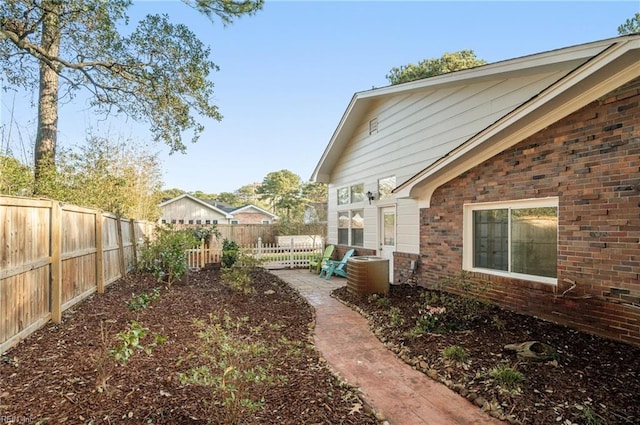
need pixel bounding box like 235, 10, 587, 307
96, 212, 104, 294
289, 237, 294, 269
200, 239, 205, 268
257, 237, 263, 258
115, 215, 126, 278
50, 201, 63, 323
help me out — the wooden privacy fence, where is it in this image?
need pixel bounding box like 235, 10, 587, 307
0, 195, 154, 354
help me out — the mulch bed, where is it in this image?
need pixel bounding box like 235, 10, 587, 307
332, 284, 640, 425
0, 269, 378, 424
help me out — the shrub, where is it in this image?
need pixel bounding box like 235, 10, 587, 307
222, 239, 239, 268
442, 345, 468, 363
138, 224, 197, 286
488, 364, 525, 389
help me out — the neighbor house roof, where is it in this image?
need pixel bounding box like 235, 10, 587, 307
159, 193, 234, 218
230, 205, 279, 220
311, 35, 640, 205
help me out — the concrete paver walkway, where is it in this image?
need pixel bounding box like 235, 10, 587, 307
272, 269, 502, 425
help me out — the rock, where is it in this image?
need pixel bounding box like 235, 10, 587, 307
504, 341, 558, 362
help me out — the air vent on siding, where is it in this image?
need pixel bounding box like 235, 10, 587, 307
369, 117, 378, 135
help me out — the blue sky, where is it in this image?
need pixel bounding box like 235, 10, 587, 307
1, 1, 638, 194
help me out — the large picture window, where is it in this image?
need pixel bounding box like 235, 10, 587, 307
464, 198, 558, 283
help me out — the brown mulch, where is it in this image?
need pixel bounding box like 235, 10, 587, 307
0, 269, 378, 424
332, 284, 640, 425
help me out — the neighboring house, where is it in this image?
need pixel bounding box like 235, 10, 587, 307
312, 35, 640, 346
159, 194, 278, 225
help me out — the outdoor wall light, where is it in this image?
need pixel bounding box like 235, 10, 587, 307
366, 191, 376, 204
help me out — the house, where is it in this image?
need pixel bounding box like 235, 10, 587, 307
311, 35, 640, 346
159, 194, 278, 225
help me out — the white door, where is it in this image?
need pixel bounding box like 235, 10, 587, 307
379, 206, 396, 283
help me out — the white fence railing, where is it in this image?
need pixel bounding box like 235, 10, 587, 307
186, 237, 324, 270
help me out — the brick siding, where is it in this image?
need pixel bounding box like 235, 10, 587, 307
396, 78, 640, 346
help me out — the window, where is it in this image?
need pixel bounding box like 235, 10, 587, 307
337, 210, 364, 246
171, 219, 176, 224
337, 187, 349, 205
188, 219, 194, 224
369, 117, 378, 135
262, 220, 270, 225
464, 198, 558, 283
337, 183, 365, 205
378, 176, 396, 200
350, 184, 365, 203
196, 219, 202, 224
205, 220, 211, 224
161, 219, 167, 224
231, 220, 239, 225
178, 219, 184, 224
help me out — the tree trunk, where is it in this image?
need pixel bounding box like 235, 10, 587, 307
33, 1, 61, 188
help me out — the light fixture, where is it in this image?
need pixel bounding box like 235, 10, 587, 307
366, 191, 375, 204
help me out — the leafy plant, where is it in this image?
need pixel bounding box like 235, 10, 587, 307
221, 250, 265, 294
179, 313, 282, 424
110, 321, 166, 364
406, 305, 447, 337
126, 287, 161, 311
93, 320, 166, 392
385, 306, 405, 328
575, 404, 602, 425
222, 239, 240, 268
442, 345, 468, 363
138, 224, 198, 286
488, 364, 525, 390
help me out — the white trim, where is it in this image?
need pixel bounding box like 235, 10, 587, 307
462, 197, 559, 285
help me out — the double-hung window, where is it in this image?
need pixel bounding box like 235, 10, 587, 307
463, 198, 558, 284
337, 183, 365, 246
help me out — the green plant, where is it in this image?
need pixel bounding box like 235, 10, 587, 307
222, 239, 240, 268
110, 321, 166, 364
442, 345, 468, 363
386, 306, 405, 328
126, 287, 161, 311
221, 250, 265, 294
138, 224, 198, 286
179, 313, 281, 424
488, 364, 525, 389
406, 305, 447, 337
192, 225, 221, 244
575, 404, 601, 425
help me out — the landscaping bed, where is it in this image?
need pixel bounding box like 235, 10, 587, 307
0, 269, 378, 424
333, 283, 640, 425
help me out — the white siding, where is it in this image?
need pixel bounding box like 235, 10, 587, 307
161, 198, 228, 223
325, 70, 569, 255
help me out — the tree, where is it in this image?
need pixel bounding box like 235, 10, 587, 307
256, 170, 303, 222
34, 134, 164, 220
0, 0, 263, 185
618, 13, 640, 35
159, 188, 186, 201
386, 50, 487, 85
0, 155, 33, 195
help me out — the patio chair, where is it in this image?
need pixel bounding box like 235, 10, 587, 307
319, 249, 355, 280
309, 244, 335, 274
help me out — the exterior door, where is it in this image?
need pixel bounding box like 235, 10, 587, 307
379, 206, 396, 283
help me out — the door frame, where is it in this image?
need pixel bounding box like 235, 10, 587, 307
378, 206, 396, 283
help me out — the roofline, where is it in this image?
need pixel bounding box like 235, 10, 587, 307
310, 35, 637, 183
394, 35, 640, 204
231, 204, 279, 219
159, 194, 234, 218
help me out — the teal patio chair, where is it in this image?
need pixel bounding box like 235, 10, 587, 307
309, 244, 335, 274
319, 249, 355, 280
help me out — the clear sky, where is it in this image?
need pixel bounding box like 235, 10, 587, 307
1, 1, 638, 195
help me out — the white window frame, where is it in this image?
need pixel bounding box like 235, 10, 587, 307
463, 197, 558, 285
337, 209, 364, 247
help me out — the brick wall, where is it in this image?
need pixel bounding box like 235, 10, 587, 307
400, 78, 640, 346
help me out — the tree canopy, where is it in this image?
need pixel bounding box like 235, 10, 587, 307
0, 0, 263, 183
618, 12, 640, 35
386, 50, 487, 85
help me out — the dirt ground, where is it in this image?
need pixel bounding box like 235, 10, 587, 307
0, 269, 378, 424
332, 284, 640, 425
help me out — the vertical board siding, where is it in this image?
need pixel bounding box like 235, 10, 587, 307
0, 196, 153, 354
